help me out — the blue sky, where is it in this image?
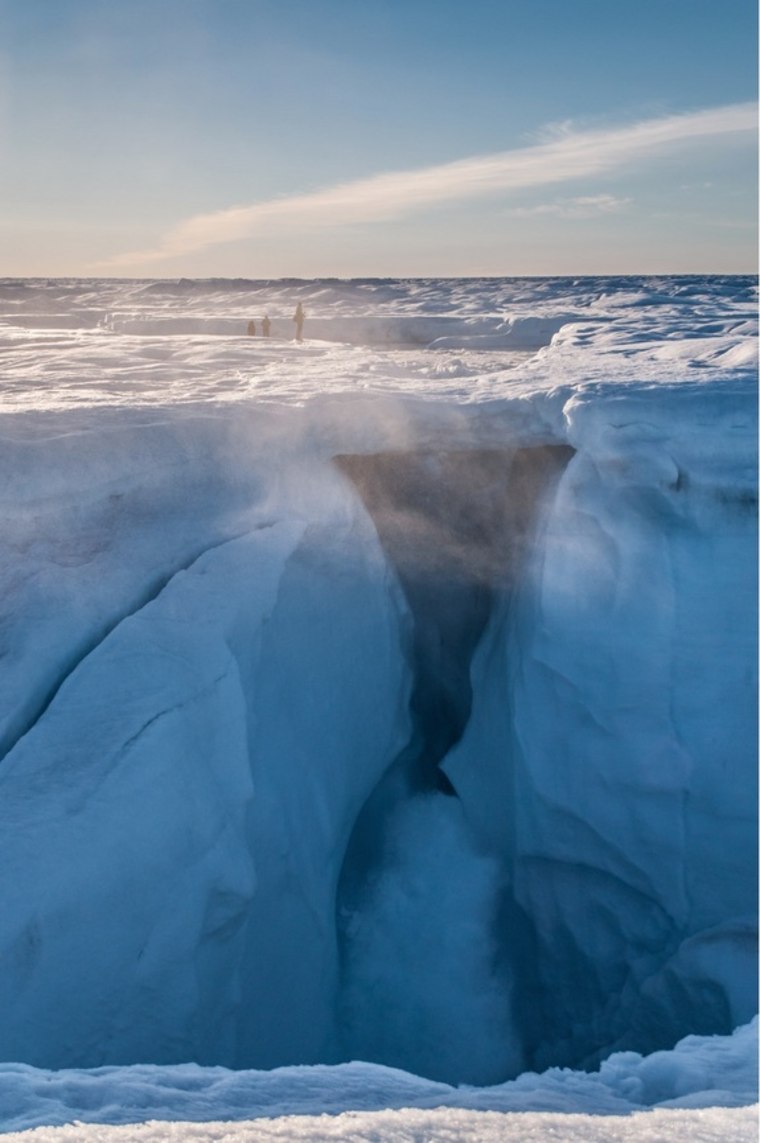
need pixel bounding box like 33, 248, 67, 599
1, 0, 757, 276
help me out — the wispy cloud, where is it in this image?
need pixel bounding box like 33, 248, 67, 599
508, 193, 632, 218
98, 102, 756, 269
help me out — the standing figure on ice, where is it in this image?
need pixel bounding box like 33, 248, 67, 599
261, 314, 271, 337
247, 319, 256, 336
292, 302, 304, 341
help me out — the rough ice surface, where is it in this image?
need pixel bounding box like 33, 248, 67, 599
1, 1110, 758, 1143
0, 1022, 756, 1137
0, 275, 756, 1137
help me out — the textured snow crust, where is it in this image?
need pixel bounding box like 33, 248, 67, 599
1, 1107, 757, 1143
0, 275, 756, 1132
0, 1022, 756, 1135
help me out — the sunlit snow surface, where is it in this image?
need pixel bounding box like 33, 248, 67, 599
0, 276, 756, 1141
1, 274, 756, 410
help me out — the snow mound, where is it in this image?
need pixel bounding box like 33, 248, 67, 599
0, 1021, 754, 1134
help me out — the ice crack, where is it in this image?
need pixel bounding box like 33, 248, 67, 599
0, 528, 266, 764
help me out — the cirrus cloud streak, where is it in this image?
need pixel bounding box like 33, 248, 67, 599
507, 193, 632, 218
98, 102, 757, 269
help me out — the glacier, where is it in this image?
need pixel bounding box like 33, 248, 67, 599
0, 275, 756, 1136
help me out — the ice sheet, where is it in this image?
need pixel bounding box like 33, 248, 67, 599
0, 275, 755, 1135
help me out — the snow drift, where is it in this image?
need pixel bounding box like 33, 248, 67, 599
0, 1020, 756, 1135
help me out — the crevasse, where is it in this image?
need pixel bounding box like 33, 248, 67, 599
0, 388, 755, 1085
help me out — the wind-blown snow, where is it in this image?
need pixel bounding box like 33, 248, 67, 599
0, 275, 756, 1138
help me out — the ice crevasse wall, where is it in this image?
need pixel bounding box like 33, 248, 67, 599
0, 380, 755, 1085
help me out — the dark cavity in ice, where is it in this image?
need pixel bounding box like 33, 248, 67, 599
333, 446, 573, 1083
335, 447, 573, 797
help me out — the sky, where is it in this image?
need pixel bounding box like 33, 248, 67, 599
0, 0, 757, 278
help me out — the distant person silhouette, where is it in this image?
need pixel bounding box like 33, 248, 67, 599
292, 303, 304, 342
261, 315, 271, 337
247, 319, 256, 336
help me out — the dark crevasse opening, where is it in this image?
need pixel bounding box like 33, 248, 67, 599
335, 448, 573, 796
332, 446, 573, 1085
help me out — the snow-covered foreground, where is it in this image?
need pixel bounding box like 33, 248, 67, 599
1, 1108, 757, 1143
0, 276, 756, 1138
0, 1022, 756, 1137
